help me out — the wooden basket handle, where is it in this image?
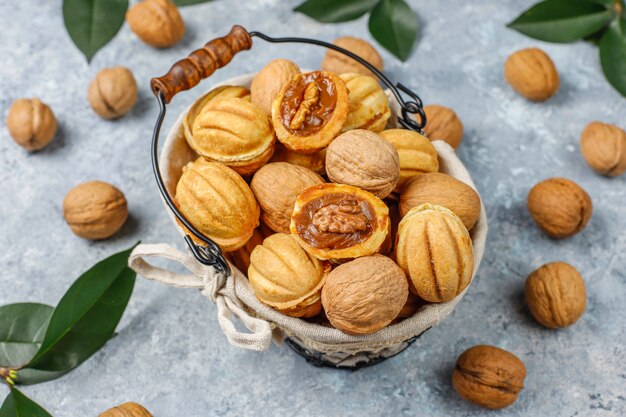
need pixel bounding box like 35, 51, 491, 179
150, 25, 253, 103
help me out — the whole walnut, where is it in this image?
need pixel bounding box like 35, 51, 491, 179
126, 0, 185, 48
251, 162, 324, 233
99, 402, 153, 417
326, 129, 400, 199
395, 204, 474, 303
580, 121, 626, 177
251, 59, 300, 115
453, 345, 526, 409
422, 105, 464, 149
504, 48, 559, 101
321, 36, 384, 77
525, 262, 586, 328
379, 129, 439, 193
321, 255, 408, 335
527, 178, 592, 238
6, 98, 57, 151
400, 172, 481, 230
63, 181, 128, 240
88, 67, 138, 119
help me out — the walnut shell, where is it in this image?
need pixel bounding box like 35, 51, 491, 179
271, 71, 349, 154
525, 262, 586, 328
453, 345, 526, 409
321, 36, 384, 78
504, 48, 559, 101
99, 402, 153, 417
321, 255, 408, 335
248, 233, 330, 317
422, 105, 463, 149
251, 162, 324, 233
580, 121, 626, 177
395, 204, 474, 302
175, 158, 259, 251
88, 67, 138, 119
290, 183, 390, 260
527, 178, 592, 238
270, 143, 326, 175
6, 98, 57, 151
251, 59, 301, 115
379, 129, 439, 193
189, 97, 275, 175
339, 73, 390, 132
63, 181, 128, 240
126, 0, 185, 48
326, 129, 400, 199
400, 172, 481, 230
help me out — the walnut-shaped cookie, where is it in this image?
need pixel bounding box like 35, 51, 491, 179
183, 85, 250, 143
251, 59, 300, 115
326, 130, 400, 199
251, 162, 324, 234
379, 129, 439, 193
188, 97, 275, 175
270, 143, 327, 175
225, 228, 266, 273
271, 71, 348, 154
248, 233, 331, 318
339, 73, 391, 132
175, 158, 259, 252
290, 183, 389, 260
396, 204, 474, 303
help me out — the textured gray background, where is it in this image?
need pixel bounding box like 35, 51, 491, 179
1, 0, 625, 416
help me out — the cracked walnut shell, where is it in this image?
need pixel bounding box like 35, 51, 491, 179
271, 71, 348, 154
321, 36, 384, 78
321, 255, 408, 335
527, 178, 592, 238
88, 67, 138, 119
188, 96, 275, 175
326, 129, 400, 199
99, 402, 153, 417
395, 204, 474, 303
175, 158, 259, 251
251, 162, 324, 233
379, 129, 439, 193
290, 183, 389, 260
453, 345, 526, 409
580, 121, 626, 177
126, 0, 185, 48
339, 73, 390, 132
63, 181, 128, 240
525, 262, 586, 329
504, 48, 559, 101
251, 59, 301, 115
400, 173, 481, 230
248, 233, 330, 317
6, 98, 57, 151
422, 105, 463, 149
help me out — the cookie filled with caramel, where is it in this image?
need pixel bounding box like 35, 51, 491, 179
271, 71, 348, 154
290, 183, 389, 260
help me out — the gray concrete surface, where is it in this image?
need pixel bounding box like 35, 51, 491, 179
1, 0, 625, 416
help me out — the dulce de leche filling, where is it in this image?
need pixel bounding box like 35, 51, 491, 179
294, 193, 376, 250
280, 72, 338, 137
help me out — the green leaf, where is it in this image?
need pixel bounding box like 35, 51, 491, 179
508, 0, 613, 43
368, 0, 419, 61
600, 18, 626, 97
63, 0, 128, 62
0, 304, 53, 367
0, 388, 52, 417
174, 0, 213, 5
294, 0, 378, 23
25, 246, 136, 372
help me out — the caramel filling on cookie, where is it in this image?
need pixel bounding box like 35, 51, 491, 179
294, 193, 376, 249
280, 72, 338, 137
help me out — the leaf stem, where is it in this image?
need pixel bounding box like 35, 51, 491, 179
616, 0, 623, 16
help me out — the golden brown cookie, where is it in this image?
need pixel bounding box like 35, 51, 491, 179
339, 73, 390, 132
